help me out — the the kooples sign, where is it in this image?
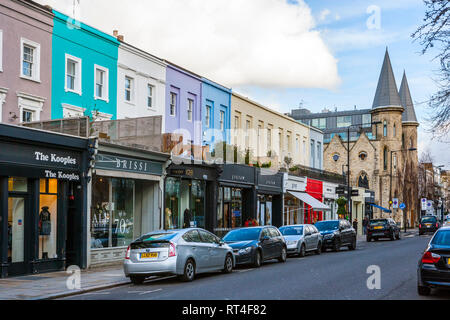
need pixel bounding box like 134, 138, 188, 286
44, 170, 80, 181
0, 141, 81, 170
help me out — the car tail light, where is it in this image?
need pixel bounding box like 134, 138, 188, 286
419, 224, 422, 228
421, 251, 440, 264
436, 223, 439, 228
168, 242, 176, 257
125, 246, 131, 260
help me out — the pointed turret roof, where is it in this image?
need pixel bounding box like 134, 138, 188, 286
372, 48, 402, 109
399, 71, 418, 123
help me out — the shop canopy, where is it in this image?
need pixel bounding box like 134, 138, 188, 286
369, 203, 392, 213
288, 191, 331, 211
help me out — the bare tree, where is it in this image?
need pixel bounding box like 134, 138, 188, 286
412, 0, 450, 138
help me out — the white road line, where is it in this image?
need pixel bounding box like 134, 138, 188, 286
128, 289, 163, 295
237, 269, 253, 273
85, 292, 111, 295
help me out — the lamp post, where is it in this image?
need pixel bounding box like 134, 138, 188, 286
389, 147, 417, 232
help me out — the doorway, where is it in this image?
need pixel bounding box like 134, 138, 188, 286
7, 195, 30, 276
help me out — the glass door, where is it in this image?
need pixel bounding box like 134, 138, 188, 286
7, 196, 29, 276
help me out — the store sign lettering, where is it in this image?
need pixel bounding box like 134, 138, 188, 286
95, 154, 163, 175
116, 159, 148, 172
45, 170, 80, 181
35, 151, 77, 166
232, 175, 245, 181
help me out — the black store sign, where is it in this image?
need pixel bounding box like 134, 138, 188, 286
257, 171, 283, 193
219, 164, 256, 186
0, 141, 81, 181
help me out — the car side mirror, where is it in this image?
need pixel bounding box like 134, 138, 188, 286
261, 236, 270, 242
219, 240, 225, 246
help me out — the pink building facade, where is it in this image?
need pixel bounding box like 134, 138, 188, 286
0, 0, 53, 124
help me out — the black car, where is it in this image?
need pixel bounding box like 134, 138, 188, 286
417, 226, 450, 296
419, 216, 441, 235
367, 218, 401, 241
223, 226, 287, 267
314, 220, 357, 252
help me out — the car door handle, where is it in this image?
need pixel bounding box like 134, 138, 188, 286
192, 247, 197, 250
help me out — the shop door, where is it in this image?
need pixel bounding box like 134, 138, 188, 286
7, 196, 30, 276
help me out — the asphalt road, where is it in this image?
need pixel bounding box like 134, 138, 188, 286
62, 232, 450, 300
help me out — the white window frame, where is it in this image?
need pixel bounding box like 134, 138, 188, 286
220, 110, 225, 130
65, 54, 82, 95
62, 103, 86, 118
94, 64, 109, 102
169, 92, 177, 116
20, 38, 41, 82
147, 84, 154, 109
0, 30, 3, 72
124, 76, 134, 104
187, 98, 193, 122
17, 92, 44, 123
206, 105, 211, 127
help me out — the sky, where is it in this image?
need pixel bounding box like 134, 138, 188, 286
35, 0, 449, 168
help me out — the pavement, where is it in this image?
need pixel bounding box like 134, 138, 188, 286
0, 228, 419, 300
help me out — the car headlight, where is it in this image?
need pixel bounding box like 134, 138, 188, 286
286, 240, 298, 245
238, 247, 252, 255
324, 233, 334, 239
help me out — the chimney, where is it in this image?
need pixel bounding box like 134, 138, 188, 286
113, 30, 119, 37
117, 35, 124, 42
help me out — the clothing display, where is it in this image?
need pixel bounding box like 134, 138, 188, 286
39, 206, 51, 236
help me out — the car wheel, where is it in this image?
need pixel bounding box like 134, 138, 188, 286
374, 237, 379, 241
130, 275, 145, 285
181, 259, 196, 282
396, 232, 401, 240
299, 243, 306, 257
315, 242, 322, 255
223, 254, 233, 274
367, 236, 372, 242
390, 231, 395, 241
417, 286, 431, 296
333, 240, 340, 252
348, 238, 356, 250
419, 231, 423, 236
278, 247, 287, 263
253, 250, 262, 268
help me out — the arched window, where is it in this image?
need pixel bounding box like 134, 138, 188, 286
402, 133, 405, 147
359, 151, 367, 161
383, 120, 387, 137
383, 147, 388, 171
410, 137, 414, 148
358, 172, 369, 189
393, 123, 396, 137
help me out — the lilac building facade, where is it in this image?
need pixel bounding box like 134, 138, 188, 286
164, 62, 202, 147
0, 0, 53, 124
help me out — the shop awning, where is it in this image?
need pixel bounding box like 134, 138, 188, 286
287, 191, 331, 211
369, 203, 392, 213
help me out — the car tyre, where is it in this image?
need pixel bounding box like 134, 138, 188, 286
348, 238, 357, 250
299, 243, 306, 257
333, 240, 340, 252
130, 275, 145, 285
315, 242, 322, 255
278, 247, 287, 263
417, 285, 431, 296
253, 250, 262, 268
223, 254, 233, 274
390, 231, 395, 241
396, 232, 401, 240
181, 259, 196, 282
367, 236, 372, 242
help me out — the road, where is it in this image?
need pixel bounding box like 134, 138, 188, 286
62, 232, 450, 300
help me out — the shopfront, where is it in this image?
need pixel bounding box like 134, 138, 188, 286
257, 169, 283, 227
323, 182, 339, 220
305, 178, 326, 224
164, 163, 217, 233
89, 143, 168, 266
364, 189, 375, 219
0, 123, 90, 277
351, 187, 366, 235
215, 164, 256, 237
283, 174, 307, 225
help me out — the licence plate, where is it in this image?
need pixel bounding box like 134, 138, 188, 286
426, 224, 432, 227
374, 226, 383, 230
141, 252, 158, 259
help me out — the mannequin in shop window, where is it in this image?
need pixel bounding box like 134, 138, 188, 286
165, 208, 173, 229
39, 206, 51, 260
183, 208, 192, 228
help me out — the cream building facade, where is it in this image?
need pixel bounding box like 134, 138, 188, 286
231, 92, 314, 169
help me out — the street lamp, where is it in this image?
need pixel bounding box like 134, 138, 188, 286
389, 147, 417, 232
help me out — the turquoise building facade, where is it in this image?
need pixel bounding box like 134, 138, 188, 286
201, 78, 231, 148
51, 11, 119, 120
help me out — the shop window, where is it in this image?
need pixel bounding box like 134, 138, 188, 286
8, 177, 27, 192
90, 176, 135, 249
39, 179, 58, 260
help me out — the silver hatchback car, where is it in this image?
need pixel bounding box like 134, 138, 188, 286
279, 224, 323, 257
124, 228, 235, 284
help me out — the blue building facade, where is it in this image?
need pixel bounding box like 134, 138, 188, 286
51, 10, 119, 120
201, 78, 231, 148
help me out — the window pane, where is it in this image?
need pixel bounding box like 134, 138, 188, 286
8, 177, 27, 192
111, 178, 134, 247
91, 176, 110, 248
48, 179, 58, 194
39, 194, 58, 259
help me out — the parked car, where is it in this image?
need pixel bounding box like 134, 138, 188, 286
417, 226, 450, 296
419, 216, 441, 235
123, 228, 235, 284
279, 224, 322, 257
315, 220, 357, 252
367, 218, 401, 241
223, 226, 287, 268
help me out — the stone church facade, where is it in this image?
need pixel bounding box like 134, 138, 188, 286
323, 50, 419, 225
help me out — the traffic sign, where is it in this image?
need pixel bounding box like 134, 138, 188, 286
421, 198, 427, 210
393, 198, 399, 209
399, 203, 406, 210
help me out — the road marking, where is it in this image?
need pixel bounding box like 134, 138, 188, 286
237, 269, 253, 273
128, 288, 162, 295
404, 235, 415, 238
85, 291, 111, 295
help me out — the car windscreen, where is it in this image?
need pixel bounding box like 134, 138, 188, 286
421, 217, 437, 223
279, 226, 303, 236
136, 232, 177, 242
315, 221, 339, 231
223, 228, 261, 241
370, 220, 388, 226
431, 230, 450, 246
